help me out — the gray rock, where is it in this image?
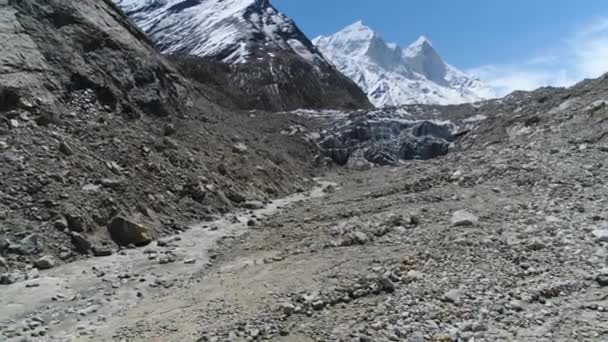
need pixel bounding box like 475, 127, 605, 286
443, 289, 463, 304
0, 273, 17, 285
162, 137, 179, 150
242, 201, 265, 210
59, 141, 75, 156
0, 235, 10, 251
232, 143, 248, 153
53, 218, 68, 231
70, 232, 92, 253
312, 300, 325, 310
163, 123, 176, 136
408, 332, 425, 342
592, 226, 608, 242
597, 274, 608, 287
359, 335, 373, 342
279, 302, 296, 316
248, 328, 260, 338
65, 212, 86, 233
16, 234, 38, 255
377, 275, 396, 293
451, 210, 479, 227
107, 216, 152, 246
92, 246, 112, 257
459, 321, 486, 332
34, 255, 56, 270
77, 305, 99, 316
350, 231, 369, 245
156, 236, 180, 247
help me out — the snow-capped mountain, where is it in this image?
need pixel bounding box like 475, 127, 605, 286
113, 0, 372, 111
115, 0, 326, 65
313, 21, 496, 107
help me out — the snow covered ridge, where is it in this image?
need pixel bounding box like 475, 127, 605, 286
114, 0, 327, 66
313, 21, 497, 107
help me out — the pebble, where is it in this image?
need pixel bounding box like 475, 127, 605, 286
78, 305, 99, 316
279, 303, 296, 316
443, 289, 463, 304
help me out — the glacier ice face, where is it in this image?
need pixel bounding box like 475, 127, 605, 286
314, 22, 497, 107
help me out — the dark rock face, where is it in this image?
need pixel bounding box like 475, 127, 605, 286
113, 0, 372, 111
319, 112, 454, 165
2, 0, 190, 117
170, 54, 372, 112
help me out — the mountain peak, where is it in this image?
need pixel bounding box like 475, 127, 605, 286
338, 20, 375, 40
412, 35, 432, 46
404, 35, 436, 58
314, 23, 496, 107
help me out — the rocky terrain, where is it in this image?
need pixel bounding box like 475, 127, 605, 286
0, 0, 317, 282
3, 50, 608, 341
2, 0, 608, 341
113, 0, 372, 111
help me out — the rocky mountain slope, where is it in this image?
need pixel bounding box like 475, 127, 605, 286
113, 0, 372, 111
3, 72, 608, 341
3, 1, 608, 341
314, 21, 496, 107
0, 0, 317, 278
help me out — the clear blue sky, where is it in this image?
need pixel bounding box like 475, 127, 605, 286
274, 0, 608, 94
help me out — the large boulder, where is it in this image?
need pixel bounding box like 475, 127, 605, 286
107, 216, 152, 246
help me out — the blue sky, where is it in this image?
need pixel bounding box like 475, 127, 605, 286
274, 0, 608, 95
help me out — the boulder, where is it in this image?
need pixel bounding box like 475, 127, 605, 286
92, 245, 113, 257
15, 234, 38, 255
34, 255, 56, 270
242, 201, 265, 210
107, 216, 152, 246
65, 212, 86, 232
70, 232, 92, 253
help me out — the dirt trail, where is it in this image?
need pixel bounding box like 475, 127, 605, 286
0, 182, 331, 341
